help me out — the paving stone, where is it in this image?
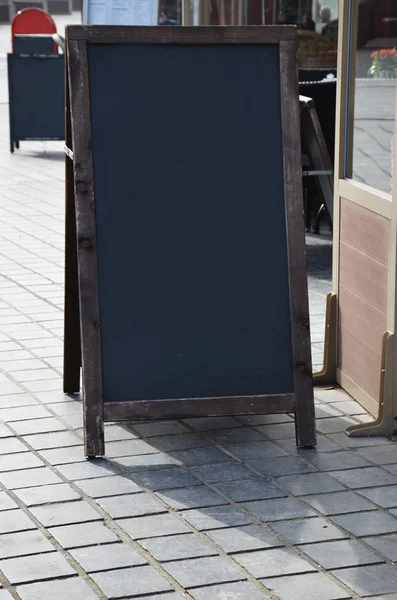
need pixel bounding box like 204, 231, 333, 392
75, 475, 142, 498
315, 405, 342, 419
16, 577, 99, 600
104, 425, 136, 441
265, 572, 350, 600
301, 491, 377, 515
132, 467, 201, 490
70, 542, 146, 572
357, 444, 397, 464
234, 547, 316, 578
0, 466, 62, 489
0, 424, 15, 439
0, 452, 44, 472
225, 441, 288, 461
204, 427, 265, 445
48, 521, 119, 548
97, 493, 166, 519
315, 417, 356, 434
0, 592, 13, 600
140, 533, 217, 561
303, 451, 372, 471
0, 529, 54, 559
182, 417, 241, 431
237, 414, 293, 426
0, 438, 28, 454
115, 453, 175, 471
0, 395, 38, 409
163, 556, 244, 588
0, 405, 51, 422
0, 509, 36, 534
358, 486, 397, 508
23, 431, 82, 450
298, 539, 383, 569
105, 439, 159, 458
10, 417, 67, 436
117, 513, 191, 539
332, 564, 397, 596
383, 465, 397, 477
169, 448, 231, 467
205, 524, 283, 553
180, 505, 251, 530
31, 500, 101, 527
330, 510, 397, 537
148, 433, 209, 452
156, 485, 226, 510
366, 596, 397, 600
193, 463, 258, 484
38, 446, 86, 465
330, 401, 368, 415
132, 421, 189, 437
132, 596, 183, 600
315, 389, 351, 403
0, 492, 18, 511
91, 565, 172, 597
248, 456, 317, 477
276, 473, 345, 496
363, 534, 397, 561
15, 483, 81, 506
190, 581, 271, 600
46, 401, 82, 416
56, 460, 117, 480
280, 436, 342, 454
241, 497, 317, 522
327, 433, 393, 449
215, 479, 285, 503
270, 517, 348, 545
329, 467, 397, 489
256, 422, 297, 439
1, 552, 75, 584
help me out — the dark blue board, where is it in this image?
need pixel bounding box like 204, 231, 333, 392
87, 43, 294, 403
13, 36, 55, 54
8, 53, 64, 150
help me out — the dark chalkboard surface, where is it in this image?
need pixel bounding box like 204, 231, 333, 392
8, 54, 64, 152
64, 26, 315, 457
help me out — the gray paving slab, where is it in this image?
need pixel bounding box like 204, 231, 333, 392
48, 521, 119, 549
16, 578, 100, 600
190, 581, 271, 600
0, 492, 18, 511
215, 479, 286, 502
117, 513, 192, 539
1, 552, 75, 584
332, 564, 397, 597
155, 485, 226, 510
264, 572, 351, 600
139, 533, 217, 561
69, 542, 147, 572
234, 547, 316, 578
301, 491, 377, 515
241, 497, 317, 522
14, 483, 81, 506
205, 524, 283, 554
298, 539, 384, 569
162, 556, 244, 588
270, 517, 348, 545
74, 474, 142, 497
180, 505, 251, 530
363, 534, 397, 561
0, 529, 54, 559
91, 565, 173, 597
358, 486, 397, 508
331, 510, 397, 537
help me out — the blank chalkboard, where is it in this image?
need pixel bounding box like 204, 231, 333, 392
64, 26, 315, 457
8, 54, 64, 152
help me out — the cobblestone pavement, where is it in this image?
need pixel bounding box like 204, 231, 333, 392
2, 14, 397, 600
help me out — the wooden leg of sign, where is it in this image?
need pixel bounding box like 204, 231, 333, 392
63, 68, 81, 395
15, 140, 19, 150
84, 396, 105, 458
346, 331, 395, 437
313, 292, 337, 385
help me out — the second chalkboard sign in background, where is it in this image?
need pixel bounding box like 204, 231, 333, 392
64, 25, 316, 458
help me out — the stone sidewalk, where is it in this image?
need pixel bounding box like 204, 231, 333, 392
2, 14, 397, 600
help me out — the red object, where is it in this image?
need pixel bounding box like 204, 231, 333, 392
11, 8, 57, 52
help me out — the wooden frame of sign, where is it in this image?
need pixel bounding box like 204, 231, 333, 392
64, 25, 316, 458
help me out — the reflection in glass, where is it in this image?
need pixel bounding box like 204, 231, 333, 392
350, 0, 396, 194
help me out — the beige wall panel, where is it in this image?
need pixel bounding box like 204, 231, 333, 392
340, 198, 389, 266
339, 285, 386, 357
338, 329, 381, 401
